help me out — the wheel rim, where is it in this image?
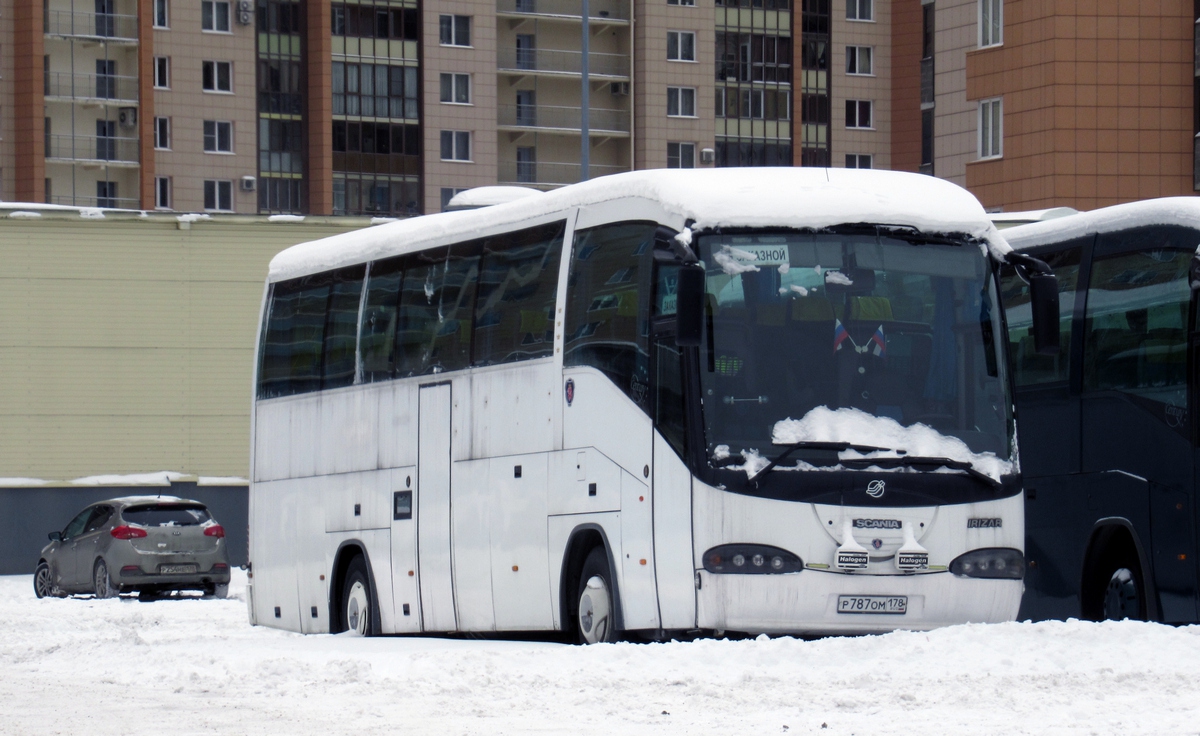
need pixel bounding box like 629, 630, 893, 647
578, 575, 611, 644
346, 580, 369, 634
1103, 567, 1140, 620
94, 562, 110, 598
35, 567, 53, 598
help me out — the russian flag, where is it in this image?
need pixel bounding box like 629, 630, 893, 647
833, 320, 850, 354
870, 325, 887, 358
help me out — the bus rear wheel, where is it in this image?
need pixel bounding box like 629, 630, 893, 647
341, 555, 379, 636
575, 547, 617, 645
1101, 564, 1145, 621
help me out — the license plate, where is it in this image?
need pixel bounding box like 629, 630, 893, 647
837, 595, 908, 614
160, 564, 197, 575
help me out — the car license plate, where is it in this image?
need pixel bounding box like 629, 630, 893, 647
160, 564, 197, 575
837, 595, 908, 614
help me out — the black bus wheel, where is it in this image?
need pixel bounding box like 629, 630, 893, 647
1101, 562, 1145, 621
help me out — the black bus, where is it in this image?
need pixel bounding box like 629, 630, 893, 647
1000, 198, 1200, 623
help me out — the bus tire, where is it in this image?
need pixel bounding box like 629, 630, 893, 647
342, 555, 379, 636
575, 547, 618, 644
1099, 555, 1146, 621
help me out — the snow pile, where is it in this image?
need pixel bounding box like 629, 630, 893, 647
2, 571, 1199, 735
1003, 196, 1200, 252
268, 214, 306, 223
771, 406, 1013, 481
7, 211, 42, 219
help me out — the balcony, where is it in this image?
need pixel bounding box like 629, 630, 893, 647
498, 160, 627, 187
498, 48, 630, 78
497, 0, 630, 22
45, 9, 139, 42
498, 104, 630, 134
46, 134, 140, 166
51, 194, 141, 209
45, 71, 139, 104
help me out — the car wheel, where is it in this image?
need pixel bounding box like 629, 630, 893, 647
93, 559, 117, 599
203, 583, 229, 600
342, 556, 378, 636
1102, 564, 1145, 621
34, 562, 56, 599
575, 546, 618, 645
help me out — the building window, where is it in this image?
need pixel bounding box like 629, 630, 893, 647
439, 15, 471, 46
204, 180, 233, 211
155, 176, 171, 209
667, 31, 696, 61
847, 0, 872, 21
715, 32, 792, 83
153, 0, 169, 28
332, 3, 419, 40
845, 99, 873, 129
668, 0, 696, 5
202, 61, 232, 92
979, 97, 1002, 159
739, 89, 766, 118
846, 46, 872, 75
440, 130, 471, 161
201, 1, 231, 32
153, 57, 170, 88
516, 146, 536, 182
203, 120, 233, 152
441, 187, 467, 211
667, 86, 697, 117
980, 0, 1002, 47
154, 117, 170, 149
668, 142, 696, 168
96, 181, 118, 208
332, 62, 419, 119
845, 154, 872, 168
440, 73, 471, 104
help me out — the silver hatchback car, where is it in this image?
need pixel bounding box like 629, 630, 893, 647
34, 495, 232, 599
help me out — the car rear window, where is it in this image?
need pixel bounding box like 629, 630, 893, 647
122, 504, 212, 527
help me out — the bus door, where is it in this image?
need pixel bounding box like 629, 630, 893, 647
1081, 227, 1196, 621
417, 382, 458, 631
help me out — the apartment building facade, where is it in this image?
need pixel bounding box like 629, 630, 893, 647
2, 0, 1198, 215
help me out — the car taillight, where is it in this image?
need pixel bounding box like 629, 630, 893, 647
204, 525, 226, 538
213, 563, 228, 571
111, 525, 147, 539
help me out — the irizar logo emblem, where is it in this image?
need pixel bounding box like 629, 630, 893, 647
865, 479, 886, 498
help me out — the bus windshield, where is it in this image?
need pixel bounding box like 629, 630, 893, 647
698, 230, 1013, 477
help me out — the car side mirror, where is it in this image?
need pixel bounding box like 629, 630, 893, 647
675, 264, 705, 347
48, 531, 62, 542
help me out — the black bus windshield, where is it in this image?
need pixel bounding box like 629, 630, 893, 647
698, 230, 1014, 481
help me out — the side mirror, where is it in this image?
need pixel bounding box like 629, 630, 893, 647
48, 531, 62, 542
1029, 273, 1060, 356
675, 265, 705, 347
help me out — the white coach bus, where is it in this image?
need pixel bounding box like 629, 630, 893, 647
247, 168, 1059, 640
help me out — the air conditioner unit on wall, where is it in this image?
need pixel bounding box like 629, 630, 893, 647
240, 176, 256, 192
118, 107, 137, 128
610, 82, 629, 96
699, 148, 715, 165
236, 0, 252, 24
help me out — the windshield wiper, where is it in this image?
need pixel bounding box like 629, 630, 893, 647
750, 441, 894, 485
841, 455, 1001, 489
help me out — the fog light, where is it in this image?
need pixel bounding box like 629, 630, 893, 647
752, 554, 764, 567
950, 548, 1024, 579
732, 554, 746, 567
702, 545, 804, 574
771, 556, 784, 570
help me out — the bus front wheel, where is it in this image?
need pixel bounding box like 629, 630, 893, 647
1101, 563, 1145, 621
341, 555, 379, 636
576, 547, 618, 645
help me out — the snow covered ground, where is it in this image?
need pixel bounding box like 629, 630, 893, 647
2, 571, 1198, 735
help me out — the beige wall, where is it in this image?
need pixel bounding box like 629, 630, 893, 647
0, 0, 15, 201
423, 1, 499, 212
0, 211, 372, 480
152, 1, 259, 213
831, 2, 893, 169
930, 0, 976, 186
635, 0, 715, 170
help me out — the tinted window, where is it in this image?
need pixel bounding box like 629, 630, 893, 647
259, 266, 365, 398
1001, 244, 1082, 387
564, 222, 655, 409
83, 505, 114, 534
360, 256, 404, 382
473, 221, 565, 366
395, 243, 480, 376
63, 508, 93, 539
1084, 237, 1191, 407
122, 504, 212, 526
655, 338, 687, 458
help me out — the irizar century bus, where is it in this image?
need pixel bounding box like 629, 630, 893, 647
246, 168, 1059, 640
1000, 197, 1200, 624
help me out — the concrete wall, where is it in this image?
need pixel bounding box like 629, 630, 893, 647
0, 482, 248, 576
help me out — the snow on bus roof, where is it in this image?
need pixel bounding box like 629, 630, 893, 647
268, 168, 1001, 282
1002, 197, 1200, 251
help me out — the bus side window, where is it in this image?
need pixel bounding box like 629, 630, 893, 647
1000, 245, 1081, 387
323, 266, 366, 390
360, 256, 404, 382
1083, 242, 1191, 403
473, 220, 565, 366
396, 243, 480, 376
260, 276, 332, 398
564, 221, 657, 410
654, 338, 687, 459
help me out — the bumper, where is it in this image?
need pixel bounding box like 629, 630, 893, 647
697, 569, 1023, 635
113, 564, 231, 590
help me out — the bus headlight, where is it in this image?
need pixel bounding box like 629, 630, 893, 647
704, 545, 803, 574
949, 548, 1025, 579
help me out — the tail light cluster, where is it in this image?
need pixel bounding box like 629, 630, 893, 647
949, 548, 1025, 579
703, 544, 804, 574
204, 525, 226, 538
110, 525, 147, 540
